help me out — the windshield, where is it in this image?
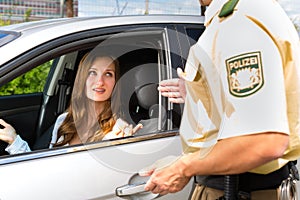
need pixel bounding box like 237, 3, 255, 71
0, 31, 21, 47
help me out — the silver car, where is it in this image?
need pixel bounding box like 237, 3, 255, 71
0, 15, 205, 200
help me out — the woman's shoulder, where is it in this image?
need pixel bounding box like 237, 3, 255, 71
55, 112, 68, 124
53, 112, 68, 133
50, 112, 68, 148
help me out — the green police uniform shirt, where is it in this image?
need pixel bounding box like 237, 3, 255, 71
180, 0, 300, 174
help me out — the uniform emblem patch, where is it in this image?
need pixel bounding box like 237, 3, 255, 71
226, 52, 263, 97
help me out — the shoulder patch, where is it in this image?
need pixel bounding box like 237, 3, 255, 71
226, 52, 264, 97
218, 0, 239, 18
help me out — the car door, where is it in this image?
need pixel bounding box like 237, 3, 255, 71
0, 22, 204, 200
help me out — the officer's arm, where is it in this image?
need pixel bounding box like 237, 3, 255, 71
176, 132, 289, 177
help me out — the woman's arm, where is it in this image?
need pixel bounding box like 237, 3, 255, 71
103, 118, 143, 140
0, 119, 31, 154
5, 135, 31, 154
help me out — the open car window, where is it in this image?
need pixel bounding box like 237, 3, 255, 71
0, 26, 182, 158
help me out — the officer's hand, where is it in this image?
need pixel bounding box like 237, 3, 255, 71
139, 155, 191, 195
0, 119, 17, 144
139, 155, 179, 176
158, 68, 186, 104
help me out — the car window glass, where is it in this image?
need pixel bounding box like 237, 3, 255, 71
96, 34, 168, 137
0, 28, 176, 160
0, 60, 52, 96
32, 32, 168, 150
186, 27, 205, 46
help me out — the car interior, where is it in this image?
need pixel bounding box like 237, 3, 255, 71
0, 30, 183, 156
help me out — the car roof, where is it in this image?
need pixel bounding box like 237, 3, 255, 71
0, 15, 204, 65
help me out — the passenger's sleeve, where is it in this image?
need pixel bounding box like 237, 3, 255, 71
5, 135, 31, 154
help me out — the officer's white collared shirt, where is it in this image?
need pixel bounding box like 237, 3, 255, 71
180, 0, 300, 174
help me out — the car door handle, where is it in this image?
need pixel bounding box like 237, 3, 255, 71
116, 173, 159, 199
116, 182, 146, 196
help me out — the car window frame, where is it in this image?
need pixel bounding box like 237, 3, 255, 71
0, 23, 183, 163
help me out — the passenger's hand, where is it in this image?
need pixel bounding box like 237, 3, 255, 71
103, 118, 143, 140
0, 119, 17, 144
158, 68, 186, 104
139, 155, 191, 195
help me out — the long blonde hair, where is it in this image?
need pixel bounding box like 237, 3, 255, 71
54, 50, 120, 146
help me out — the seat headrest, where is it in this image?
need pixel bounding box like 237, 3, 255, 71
136, 83, 158, 110
134, 64, 159, 111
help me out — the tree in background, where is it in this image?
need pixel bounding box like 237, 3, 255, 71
24, 8, 32, 22
0, 61, 52, 96
66, 0, 74, 17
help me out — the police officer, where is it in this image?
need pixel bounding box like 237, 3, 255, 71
140, 0, 300, 199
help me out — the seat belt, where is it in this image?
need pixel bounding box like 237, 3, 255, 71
57, 68, 74, 115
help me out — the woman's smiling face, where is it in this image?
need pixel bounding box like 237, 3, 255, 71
85, 56, 116, 102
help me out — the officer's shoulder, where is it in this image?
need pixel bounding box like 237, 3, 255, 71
218, 0, 239, 18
